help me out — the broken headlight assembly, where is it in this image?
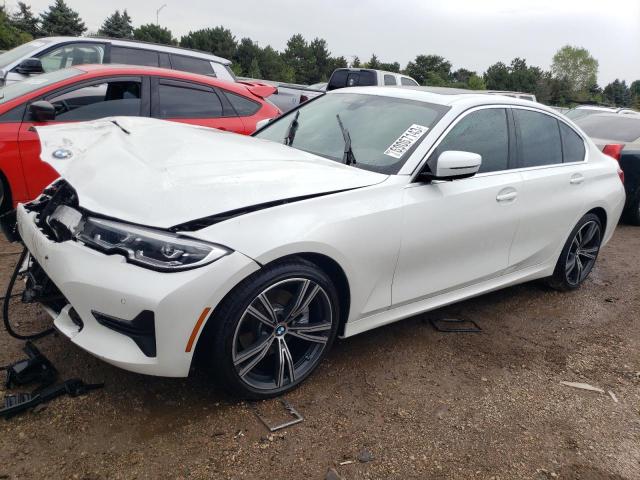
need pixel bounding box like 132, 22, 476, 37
75, 217, 229, 272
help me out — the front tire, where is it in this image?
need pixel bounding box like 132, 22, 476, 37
547, 213, 603, 291
201, 258, 340, 399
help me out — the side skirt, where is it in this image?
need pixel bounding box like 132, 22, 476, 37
342, 263, 552, 338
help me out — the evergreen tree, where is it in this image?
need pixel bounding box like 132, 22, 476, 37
365, 54, 380, 69
98, 10, 133, 39
133, 24, 175, 45
40, 0, 86, 37
180, 27, 237, 59
10, 2, 39, 38
0, 6, 31, 49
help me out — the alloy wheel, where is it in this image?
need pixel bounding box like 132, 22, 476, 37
565, 220, 601, 286
232, 278, 333, 391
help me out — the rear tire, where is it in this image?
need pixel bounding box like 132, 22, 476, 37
200, 258, 340, 400
546, 213, 602, 291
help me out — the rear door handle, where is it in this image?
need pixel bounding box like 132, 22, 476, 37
570, 174, 585, 185
496, 188, 518, 202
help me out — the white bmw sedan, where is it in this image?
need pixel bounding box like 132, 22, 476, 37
15, 87, 625, 398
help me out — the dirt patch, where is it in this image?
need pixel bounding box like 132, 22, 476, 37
0, 227, 638, 479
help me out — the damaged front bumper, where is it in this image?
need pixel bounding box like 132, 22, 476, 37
16, 202, 260, 377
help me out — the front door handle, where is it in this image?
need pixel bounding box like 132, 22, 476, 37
496, 188, 518, 203
570, 173, 585, 185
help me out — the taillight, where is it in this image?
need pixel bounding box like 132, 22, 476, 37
602, 143, 624, 161
602, 144, 625, 184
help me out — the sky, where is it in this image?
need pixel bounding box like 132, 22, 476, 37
17, 0, 640, 85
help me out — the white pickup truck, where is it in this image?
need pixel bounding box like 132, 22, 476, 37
327, 68, 419, 90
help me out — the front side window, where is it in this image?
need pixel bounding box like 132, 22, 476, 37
38, 43, 105, 72
254, 92, 449, 174
514, 109, 562, 167
47, 80, 141, 121
110, 47, 159, 67
158, 83, 223, 118
559, 123, 585, 163
430, 108, 509, 174
170, 55, 214, 75
384, 74, 396, 86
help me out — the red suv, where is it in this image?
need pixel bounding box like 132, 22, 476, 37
0, 64, 281, 214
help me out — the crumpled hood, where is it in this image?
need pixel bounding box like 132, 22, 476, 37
35, 117, 387, 229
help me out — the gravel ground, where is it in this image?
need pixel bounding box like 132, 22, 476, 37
0, 227, 638, 480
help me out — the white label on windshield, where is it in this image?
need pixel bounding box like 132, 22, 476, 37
384, 124, 429, 159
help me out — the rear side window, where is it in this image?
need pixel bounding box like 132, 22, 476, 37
384, 74, 396, 86
170, 55, 214, 76
401, 77, 418, 86
327, 70, 376, 90
158, 83, 223, 118
111, 47, 159, 67
222, 90, 260, 116
431, 108, 510, 173
559, 123, 585, 163
514, 109, 562, 167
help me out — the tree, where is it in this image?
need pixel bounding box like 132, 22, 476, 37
180, 27, 237, 59
404, 54, 452, 86
453, 68, 475, 85
603, 79, 631, 107
467, 74, 486, 90
366, 54, 380, 69
40, 0, 86, 36
483, 62, 510, 90
0, 6, 31, 49
508, 57, 542, 93
379, 61, 400, 73
98, 9, 133, 38
551, 46, 598, 96
351, 56, 361, 68
10, 2, 39, 38
282, 34, 313, 84
133, 24, 175, 45
309, 37, 331, 82
631, 80, 640, 110
233, 37, 261, 77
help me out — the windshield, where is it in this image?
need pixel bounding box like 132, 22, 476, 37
0, 68, 83, 104
576, 115, 640, 143
254, 92, 449, 174
0, 39, 52, 69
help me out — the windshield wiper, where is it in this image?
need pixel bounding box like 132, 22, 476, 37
283, 110, 300, 146
336, 114, 356, 166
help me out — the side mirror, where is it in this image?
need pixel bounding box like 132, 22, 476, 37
15, 58, 44, 75
424, 150, 482, 181
29, 101, 56, 122
254, 118, 272, 132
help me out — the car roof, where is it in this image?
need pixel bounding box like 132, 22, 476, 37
37, 36, 232, 65
331, 85, 554, 112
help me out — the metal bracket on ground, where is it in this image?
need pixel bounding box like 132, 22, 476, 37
253, 399, 304, 432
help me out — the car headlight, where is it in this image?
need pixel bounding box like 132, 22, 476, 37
75, 217, 229, 272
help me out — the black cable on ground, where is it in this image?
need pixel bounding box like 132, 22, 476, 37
2, 248, 54, 340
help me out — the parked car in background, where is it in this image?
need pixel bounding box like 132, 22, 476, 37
16, 87, 624, 398
486, 90, 537, 102
566, 105, 640, 121
239, 77, 324, 112
0, 64, 280, 217
327, 68, 419, 90
0, 37, 238, 85
575, 113, 640, 224
308, 82, 327, 91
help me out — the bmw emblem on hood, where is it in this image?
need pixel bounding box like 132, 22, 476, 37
52, 148, 73, 160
